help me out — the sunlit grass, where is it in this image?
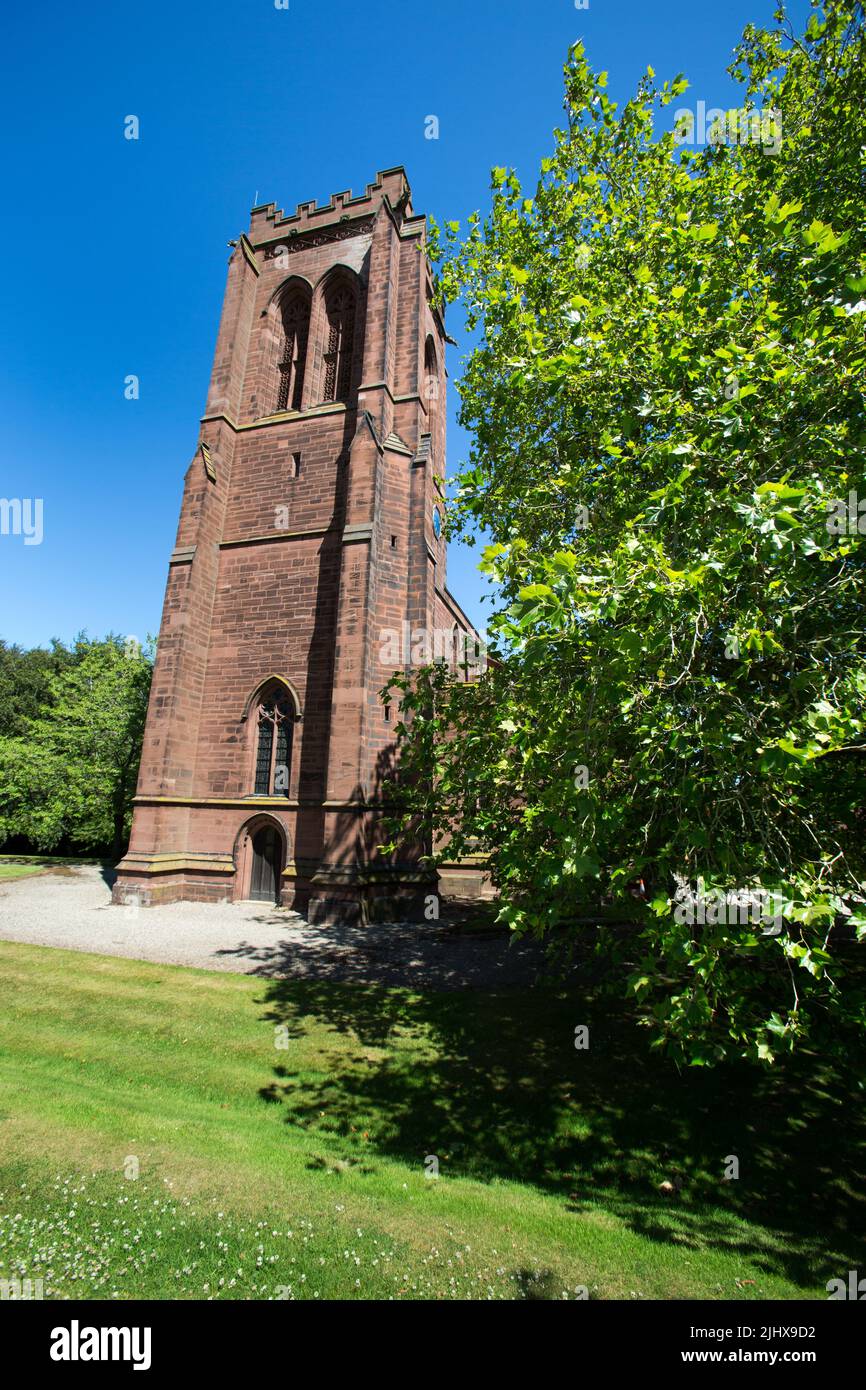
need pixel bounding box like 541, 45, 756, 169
0, 855, 105, 865
0, 940, 861, 1300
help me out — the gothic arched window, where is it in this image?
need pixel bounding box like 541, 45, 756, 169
424, 335, 439, 404
276, 289, 310, 412
254, 687, 295, 795
322, 283, 356, 403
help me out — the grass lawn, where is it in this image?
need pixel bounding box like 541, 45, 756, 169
0, 855, 109, 882
0, 854, 106, 861
0, 940, 862, 1300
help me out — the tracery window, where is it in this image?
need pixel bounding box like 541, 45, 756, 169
276, 290, 310, 412
254, 688, 294, 795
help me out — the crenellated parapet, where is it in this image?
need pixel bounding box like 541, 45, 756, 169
249, 166, 423, 246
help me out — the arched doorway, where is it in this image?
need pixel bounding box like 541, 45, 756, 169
250, 825, 281, 903
235, 816, 288, 905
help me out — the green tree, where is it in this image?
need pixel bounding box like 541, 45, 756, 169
0, 635, 153, 859
0, 639, 75, 737
389, 1, 866, 1063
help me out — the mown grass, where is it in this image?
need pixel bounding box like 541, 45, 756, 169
0, 854, 107, 881
0, 855, 106, 865
0, 940, 862, 1300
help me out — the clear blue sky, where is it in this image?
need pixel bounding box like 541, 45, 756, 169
0, 0, 808, 649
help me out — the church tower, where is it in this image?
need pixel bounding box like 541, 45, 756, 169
113, 167, 478, 923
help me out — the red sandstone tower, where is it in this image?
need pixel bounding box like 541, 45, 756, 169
113, 167, 477, 923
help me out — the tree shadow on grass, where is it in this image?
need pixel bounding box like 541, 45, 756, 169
253, 967, 866, 1291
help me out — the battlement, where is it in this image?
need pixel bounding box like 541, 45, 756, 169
249, 166, 415, 239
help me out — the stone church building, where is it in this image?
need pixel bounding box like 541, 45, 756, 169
112, 167, 480, 924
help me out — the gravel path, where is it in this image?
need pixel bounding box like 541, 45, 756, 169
0, 865, 556, 990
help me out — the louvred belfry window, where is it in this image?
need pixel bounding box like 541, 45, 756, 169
255, 689, 294, 795
322, 285, 355, 403
276, 291, 310, 412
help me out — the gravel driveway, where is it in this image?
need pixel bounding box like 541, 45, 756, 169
0, 865, 557, 990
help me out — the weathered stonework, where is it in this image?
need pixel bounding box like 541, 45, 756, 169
113, 167, 479, 923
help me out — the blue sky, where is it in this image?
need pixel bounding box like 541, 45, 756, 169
0, 0, 809, 649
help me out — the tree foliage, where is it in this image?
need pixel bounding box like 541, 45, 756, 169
0, 636, 153, 858
0, 639, 76, 738
389, 1, 866, 1063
